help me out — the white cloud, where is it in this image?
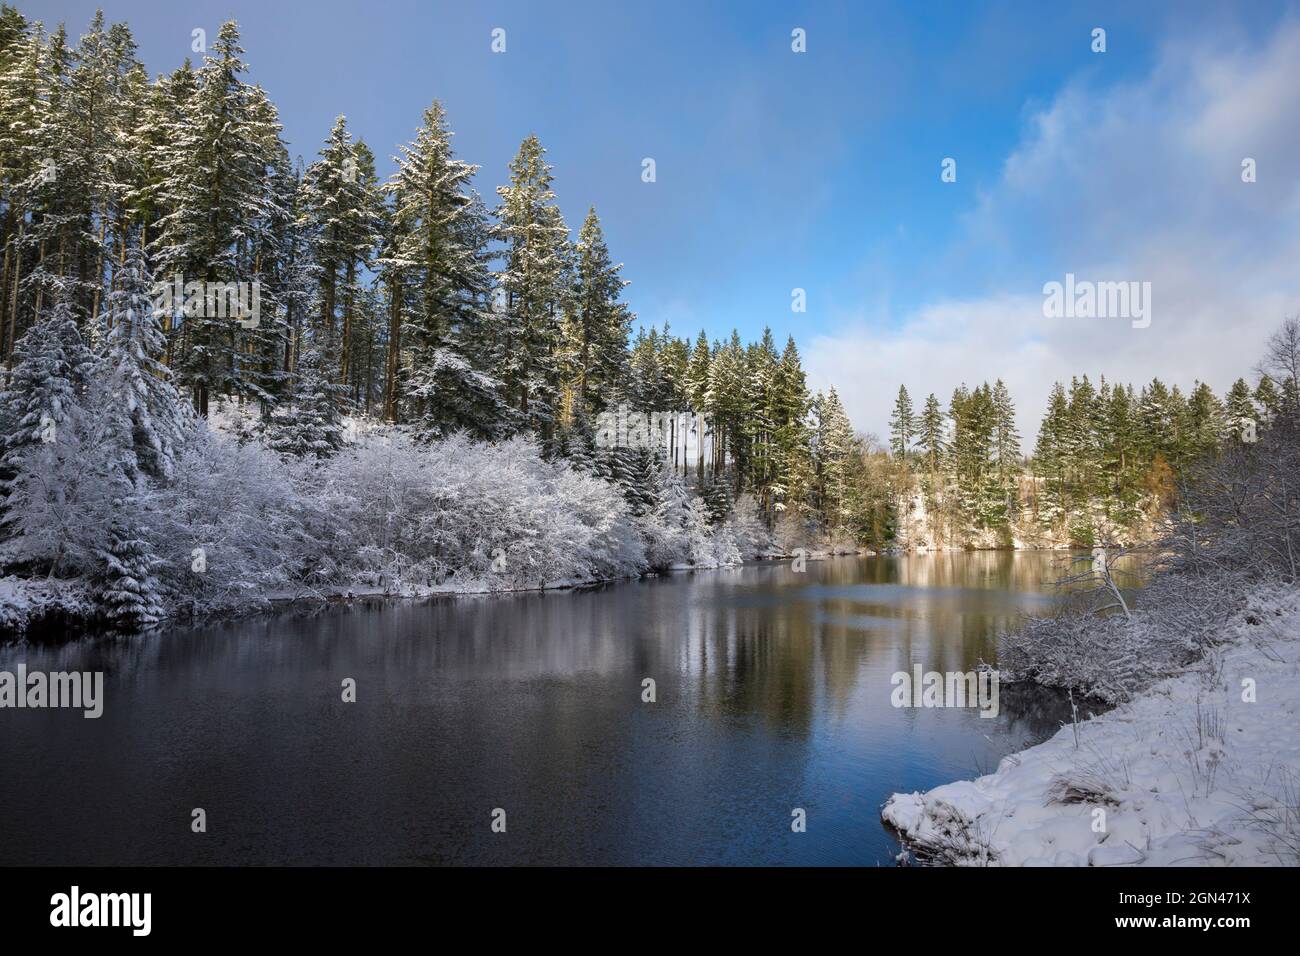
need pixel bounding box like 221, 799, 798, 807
809, 19, 1300, 443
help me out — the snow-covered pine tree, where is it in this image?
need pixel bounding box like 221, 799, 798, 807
745, 328, 780, 509
93, 509, 164, 630
1034, 382, 1070, 522
770, 335, 812, 516
494, 134, 570, 437
991, 379, 1020, 524
297, 115, 381, 388
15, 25, 78, 330
97, 240, 192, 482
0, 295, 142, 582
387, 101, 511, 438
65, 11, 140, 324
814, 388, 857, 535
1184, 381, 1226, 462
237, 90, 298, 411
683, 331, 712, 480
0, 289, 93, 495
267, 336, 345, 457
706, 332, 747, 480
0, 13, 47, 365
1253, 376, 1280, 427
553, 403, 598, 472
151, 21, 285, 415
562, 206, 630, 419
1224, 377, 1256, 440
702, 470, 734, 524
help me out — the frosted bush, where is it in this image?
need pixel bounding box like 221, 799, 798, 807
148, 425, 313, 615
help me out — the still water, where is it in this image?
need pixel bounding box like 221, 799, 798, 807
0, 551, 1080, 866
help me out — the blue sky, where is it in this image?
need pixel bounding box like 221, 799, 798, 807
25, 0, 1300, 437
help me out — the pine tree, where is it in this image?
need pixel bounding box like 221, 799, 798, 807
384, 101, 508, 438
770, 336, 812, 515
917, 392, 944, 474
1034, 382, 1070, 521
267, 337, 344, 457
684, 330, 712, 479
93, 511, 164, 630
494, 134, 570, 435
1253, 376, 1281, 427
1184, 381, 1224, 461
1224, 377, 1256, 439
97, 241, 191, 482
1101, 382, 1137, 502
562, 206, 630, 418
744, 327, 780, 509
151, 21, 286, 415
888, 384, 914, 459
0, 290, 93, 493
706, 332, 747, 482
814, 388, 856, 533
298, 115, 382, 386
0, 12, 47, 363
991, 379, 1020, 478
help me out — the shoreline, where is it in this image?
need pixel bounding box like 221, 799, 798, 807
3, 547, 874, 643
882, 582, 1300, 866
3, 543, 1088, 645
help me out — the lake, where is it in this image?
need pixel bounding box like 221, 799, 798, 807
0, 551, 1082, 865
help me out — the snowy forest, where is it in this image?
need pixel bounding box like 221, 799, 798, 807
0, 8, 870, 635
0, 6, 1296, 637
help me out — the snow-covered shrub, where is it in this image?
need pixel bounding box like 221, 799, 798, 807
0, 374, 132, 582
310, 431, 647, 592
722, 494, 773, 559
0, 576, 94, 637
148, 424, 312, 616
300, 431, 446, 590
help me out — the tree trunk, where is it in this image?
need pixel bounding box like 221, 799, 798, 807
382, 276, 402, 422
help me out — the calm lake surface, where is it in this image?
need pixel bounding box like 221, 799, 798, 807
0, 551, 1082, 866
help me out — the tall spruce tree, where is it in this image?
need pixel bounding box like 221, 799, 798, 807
97, 241, 191, 482
889, 385, 914, 459
561, 206, 630, 420
494, 134, 570, 436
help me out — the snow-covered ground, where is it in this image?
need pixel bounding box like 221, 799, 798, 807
884, 583, 1300, 866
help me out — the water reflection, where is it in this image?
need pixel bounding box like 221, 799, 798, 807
0, 551, 1083, 866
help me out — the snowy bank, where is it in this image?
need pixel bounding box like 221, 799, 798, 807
883, 583, 1300, 866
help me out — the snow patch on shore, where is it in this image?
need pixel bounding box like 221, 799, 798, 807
883, 584, 1300, 866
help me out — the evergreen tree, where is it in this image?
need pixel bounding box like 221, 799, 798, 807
770, 336, 812, 515
383, 101, 509, 438
0, 290, 93, 494
267, 337, 344, 457
1253, 376, 1281, 426
684, 330, 712, 479
888, 384, 913, 459
150, 21, 286, 414
93, 510, 164, 630
1034, 382, 1070, 520
1224, 377, 1256, 438
814, 388, 856, 533
561, 206, 630, 419
494, 134, 570, 435
917, 392, 944, 474
97, 241, 191, 482
297, 114, 382, 387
